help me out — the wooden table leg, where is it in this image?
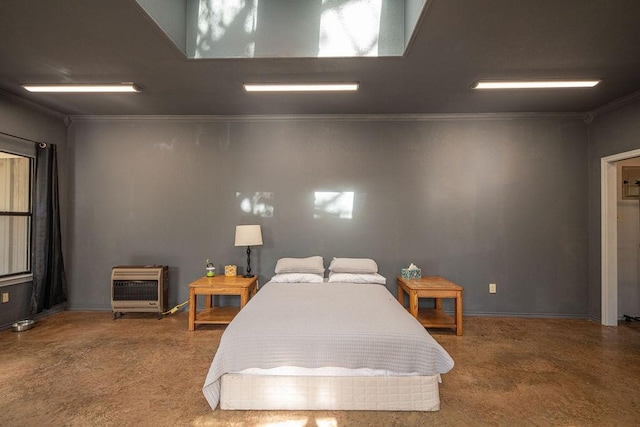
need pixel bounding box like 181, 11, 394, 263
397, 284, 404, 306
455, 291, 463, 336
188, 288, 196, 331
240, 289, 249, 308
409, 291, 418, 318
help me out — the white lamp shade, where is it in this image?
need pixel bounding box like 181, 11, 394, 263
234, 225, 263, 246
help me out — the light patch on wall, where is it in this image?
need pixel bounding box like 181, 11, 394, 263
314, 191, 354, 219
237, 192, 274, 217
319, 0, 381, 57
196, 0, 258, 58
152, 142, 174, 151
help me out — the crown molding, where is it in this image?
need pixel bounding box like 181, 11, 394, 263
586, 89, 640, 123
0, 89, 68, 122
68, 111, 587, 124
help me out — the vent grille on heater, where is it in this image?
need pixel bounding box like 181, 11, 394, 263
112, 280, 158, 301
111, 266, 168, 319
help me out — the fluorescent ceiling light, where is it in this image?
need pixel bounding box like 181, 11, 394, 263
244, 83, 359, 92
472, 80, 601, 89
22, 83, 140, 93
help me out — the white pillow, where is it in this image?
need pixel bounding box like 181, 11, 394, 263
274, 256, 325, 274
270, 273, 324, 283
328, 257, 378, 274
328, 272, 386, 285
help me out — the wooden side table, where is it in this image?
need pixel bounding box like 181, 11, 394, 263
397, 276, 463, 336
188, 275, 258, 331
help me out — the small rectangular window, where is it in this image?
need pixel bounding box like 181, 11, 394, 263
0, 152, 32, 277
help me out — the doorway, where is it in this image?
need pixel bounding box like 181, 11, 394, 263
601, 148, 640, 325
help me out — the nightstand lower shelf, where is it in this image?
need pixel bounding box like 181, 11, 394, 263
415, 308, 457, 330
194, 307, 241, 325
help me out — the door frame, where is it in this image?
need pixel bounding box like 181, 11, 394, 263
601, 148, 640, 325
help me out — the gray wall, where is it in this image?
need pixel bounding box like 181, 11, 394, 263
3, 87, 640, 324
587, 97, 640, 320
68, 114, 589, 317
0, 93, 68, 328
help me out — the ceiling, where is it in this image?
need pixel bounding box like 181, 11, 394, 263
1, 0, 639, 117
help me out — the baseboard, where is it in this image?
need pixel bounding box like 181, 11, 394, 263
22, 308, 593, 320
64, 306, 111, 311
459, 311, 590, 319
0, 303, 65, 331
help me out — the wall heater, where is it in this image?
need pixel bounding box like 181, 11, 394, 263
111, 265, 168, 319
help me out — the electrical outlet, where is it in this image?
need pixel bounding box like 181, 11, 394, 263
2, 292, 8, 303
489, 283, 497, 294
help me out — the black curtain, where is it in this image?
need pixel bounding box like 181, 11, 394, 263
31, 142, 67, 314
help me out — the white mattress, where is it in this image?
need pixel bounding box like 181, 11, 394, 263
235, 366, 424, 376
220, 373, 441, 411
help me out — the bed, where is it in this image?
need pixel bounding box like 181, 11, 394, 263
202, 257, 454, 411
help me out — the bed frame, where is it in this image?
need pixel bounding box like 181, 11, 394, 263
220, 374, 441, 411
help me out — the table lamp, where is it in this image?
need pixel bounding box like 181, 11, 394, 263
234, 225, 263, 278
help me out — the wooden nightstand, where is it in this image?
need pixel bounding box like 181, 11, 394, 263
397, 276, 463, 335
188, 275, 258, 331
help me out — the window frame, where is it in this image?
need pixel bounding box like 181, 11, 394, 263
0, 134, 36, 286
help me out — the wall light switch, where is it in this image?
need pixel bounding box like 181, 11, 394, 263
489, 283, 497, 294
2, 292, 8, 303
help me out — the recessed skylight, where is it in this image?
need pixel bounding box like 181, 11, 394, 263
22, 83, 141, 93
472, 80, 601, 89
244, 83, 359, 92
136, 0, 428, 59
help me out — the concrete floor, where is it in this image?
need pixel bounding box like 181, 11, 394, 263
1, 311, 639, 427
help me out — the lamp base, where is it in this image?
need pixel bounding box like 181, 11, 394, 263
243, 274, 255, 278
